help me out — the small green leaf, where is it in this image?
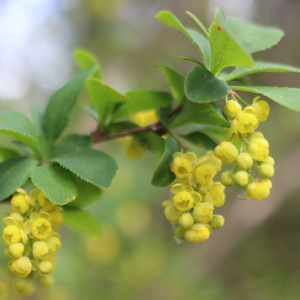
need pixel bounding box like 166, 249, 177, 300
114, 90, 173, 119
155, 11, 211, 68
231, 86, 300, 112
86, 78, 129, 128
69, 176, 102, 208
180, 132, 217, 151
0, 157, 38, 201
209, 9, 254, 75
0, 147, 20, 163
223, 61, 300, 82
44, 68, 95, 145
0, 111, 37, 151
30, 164, 78, 206
157, 64, 185, 104
186, 11, 209, 37
180, 56, 205, 67
158, 107, 170, 128
52, 149, 118, 188
62, 207, 100, 236
169, 100, 229, 129
227, 19, 284, 53
73, 48, 102, 79
52, 134, 92, 158
80, 103, 99, 122
151, 134, 179, 187
185, 66, 231, 103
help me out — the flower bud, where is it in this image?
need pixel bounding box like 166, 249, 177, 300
173, 191, 194, 211
9, 243, 24, 258
10, 257, 32, 278
11, 194, 30, 214
39, 261, 53, 274
38, 191, 54, 209
164, 205, 183, 223
33, 241, 49, 260
12, 278, 35, 297
258, 164, 274, 179
230, 107, 259, 134
214, 142, 238, 164
209, 215, 225, 229
259, 155, 275, 166
220, 171, 234, 187
236, 153, 253, 170
3, 225, 21, 245
247, 133, 269, 161
223, 100, 242, 119
233, 171, 249, 187
193, 203, 214, 223
251, 98, 270, 122
209, 183, 225, 207
178, 213, 194, 229
130, 109, 158, 126
245, 180, 270, 201
184, 223, 211, 243
174, 227, 186, 240
194, 164, 216, 184
48, 210, 63, 228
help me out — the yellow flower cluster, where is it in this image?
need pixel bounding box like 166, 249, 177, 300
164, 151, 225, 243
164, 96, 273, 243
2, 188, 62, 294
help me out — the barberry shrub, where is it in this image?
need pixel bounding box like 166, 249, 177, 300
0, 7, 300, 295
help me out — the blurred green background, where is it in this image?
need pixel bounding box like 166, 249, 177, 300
1, 0, 300, 299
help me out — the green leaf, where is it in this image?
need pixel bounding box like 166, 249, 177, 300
155, 11, 211, 68
169, 100, 229, 129
185, 66, 231, 103
151, 134, 179, 187
30, 164, 78, 206
52, 134, 92, 158
0, 157, 38, 201
69, 176, 102, 208
180, 132, 217, 151
80, 103, 99, 122
157, 64, 185, 104
0, 111, 37, 151
62, 207, 100, 236
52, 149, 118, 188
114, 90, 173, 119
186, 11, 209, 37
227, 19, 284, 53
0, 147, 20, 163
180, 56, 205, 67
158, 107, 170, 128
230, 86, 300, 112
86, 78, 129, 128
73, 48, 102, 80
44, 68, 95, 145
223, 61, 300, 82
209, 9, 254, 75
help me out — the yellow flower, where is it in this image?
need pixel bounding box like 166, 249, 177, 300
247, 135, 269, 161
194, 164, 216, 184
48, 210, 63, 228
164, 205, 183, 223
8, 243, 24, 258
231, 106, 259, 134
223, 100, 242, 119
233, 171, 249, 187
209, 183, 225, 207
12, 278, 36, 297
48, 237, 61, 255
236, 152, 253, 170
259, 155, 275, 166
193, 203, 214, 223
10, 257, 32, 278
170, 152, 197, 179
130, 109, 158, 126
122, 136, 145, 160
245, 180, 270, 200
184, 223, 211, 243
31, 218, 52, 240
3, 225, 21, 245
173, 191, 194, 211
11, 194, 30, 214
251, 97, 270, 122
258, 164, 274, 179
214, 141, 238, 164
220, 171, 234, 187
33, 242, 49, 260
38, 191, 54, 209
39, 261, 53, 274
178, 213, 194, 229
209, 215, 225, 229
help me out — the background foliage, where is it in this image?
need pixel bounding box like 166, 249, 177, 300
1, 0, 300, 299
